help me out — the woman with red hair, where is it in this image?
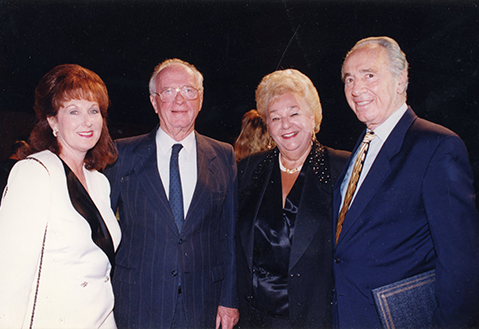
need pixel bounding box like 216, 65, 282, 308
0, 64, 120, 328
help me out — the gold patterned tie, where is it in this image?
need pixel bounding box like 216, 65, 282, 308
336, 132, 375, 244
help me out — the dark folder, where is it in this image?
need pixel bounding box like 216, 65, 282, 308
371, 270, 437, 329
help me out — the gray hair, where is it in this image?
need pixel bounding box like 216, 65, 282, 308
149, 58, 204, 94
342, 36, 409, 91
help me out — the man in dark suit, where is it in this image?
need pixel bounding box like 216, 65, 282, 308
333, 36, 479, 328
105, 59, 239, 329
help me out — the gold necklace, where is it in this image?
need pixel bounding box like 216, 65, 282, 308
279, 153, 303, 174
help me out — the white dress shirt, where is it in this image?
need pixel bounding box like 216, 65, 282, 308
340, 103, 408, 210
156, 127, 197, 217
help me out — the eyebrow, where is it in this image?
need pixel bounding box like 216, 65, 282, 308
359, 68, 376, 74
342, 68, 377, 81
268, 105, 299, 114
161, 85, 195, 90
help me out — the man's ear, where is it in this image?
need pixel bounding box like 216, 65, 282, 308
150, 94, 159, 114
198, 91, 204, 112
396, 70, 408, 94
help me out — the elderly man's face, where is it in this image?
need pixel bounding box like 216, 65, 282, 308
150, 64, 203, 140
342, 45, 407, 130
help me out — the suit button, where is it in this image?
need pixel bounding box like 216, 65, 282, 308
178, 239, 183, 244
334, 257, 341, 264
172, 270, 178, 276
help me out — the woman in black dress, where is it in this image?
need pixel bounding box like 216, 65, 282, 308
236, 69, 350, 328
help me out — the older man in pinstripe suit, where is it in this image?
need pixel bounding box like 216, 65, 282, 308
105, 59, 239, 329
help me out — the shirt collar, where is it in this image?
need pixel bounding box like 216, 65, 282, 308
370, 103, 408, 142
156, 127, 196, 155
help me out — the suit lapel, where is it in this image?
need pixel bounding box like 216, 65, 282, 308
239, 151, 275, 272
336, 107, 417, 245
181, 133, 213, 233
134, 129, 178, 233
289, 168, 332, 272
289, 143, 332, 272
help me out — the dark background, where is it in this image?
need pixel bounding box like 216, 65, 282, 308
1, 0, 479, 202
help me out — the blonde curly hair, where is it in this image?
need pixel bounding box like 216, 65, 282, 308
255, 68, 322, 134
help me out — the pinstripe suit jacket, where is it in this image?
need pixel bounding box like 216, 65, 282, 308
105, 127, 238, 329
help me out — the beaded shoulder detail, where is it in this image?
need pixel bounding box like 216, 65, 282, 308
307, 141, 330, 185
251, 142, 330, 185
251, 148, 277, 181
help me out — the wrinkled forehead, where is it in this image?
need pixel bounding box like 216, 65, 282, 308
342, 45, 390, 77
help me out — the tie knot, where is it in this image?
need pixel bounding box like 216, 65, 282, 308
172, 143, 183, 155
362, 131, 375, 144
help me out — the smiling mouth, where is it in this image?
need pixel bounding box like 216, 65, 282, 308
282, 131, 298, 139
355, 99, 373, 106
78, 131, 94, 137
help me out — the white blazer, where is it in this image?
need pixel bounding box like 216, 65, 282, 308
0, 150, 121, 328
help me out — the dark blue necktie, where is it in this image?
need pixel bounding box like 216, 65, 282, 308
169, 144, 184, 233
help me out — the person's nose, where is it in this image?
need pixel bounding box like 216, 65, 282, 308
174, 89, 186, 105
83, 112, 93, 127
281, 116, 291, 129
351, 80, 365, 97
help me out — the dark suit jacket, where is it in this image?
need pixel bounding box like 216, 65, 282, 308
105, 128, 238, 329
236, 143, 350, 328
333, 107, 479, 328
